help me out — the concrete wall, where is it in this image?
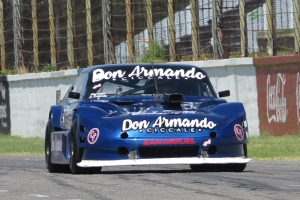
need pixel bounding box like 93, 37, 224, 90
8, 70, 78, 138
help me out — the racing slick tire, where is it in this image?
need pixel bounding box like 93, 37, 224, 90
190, 164, 216, 172
219, 144, 248, 172
70, 118, 102, 174
45, 118, 69, 173
217, 143, 248, 172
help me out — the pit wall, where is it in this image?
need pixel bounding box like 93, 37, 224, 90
1, 55, 299, 138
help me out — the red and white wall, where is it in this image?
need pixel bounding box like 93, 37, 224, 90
254, 55, 300, 136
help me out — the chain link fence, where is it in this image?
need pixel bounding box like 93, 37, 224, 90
0, 0, 299, 72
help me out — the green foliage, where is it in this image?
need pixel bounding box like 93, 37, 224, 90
0, 69, 16, 76
138, 40, 167, 63
42, 65, 57, 72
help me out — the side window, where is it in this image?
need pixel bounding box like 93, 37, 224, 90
199, 82, 214, 97
61, 85, 73, 102
62, 77, 81, 104
60, 78, 79, 103
70, 77, 80, 92
73, 72, 89, 99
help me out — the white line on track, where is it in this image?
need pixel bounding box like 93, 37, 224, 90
28, 194, 49, 198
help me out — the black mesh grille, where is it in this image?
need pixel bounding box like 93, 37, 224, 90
138, 146, 199, 158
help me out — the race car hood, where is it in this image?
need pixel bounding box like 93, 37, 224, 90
77, 97, 246, 136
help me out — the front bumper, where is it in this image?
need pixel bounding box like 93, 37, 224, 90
77, 156, 250, 167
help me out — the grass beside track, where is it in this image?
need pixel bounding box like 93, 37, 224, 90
0, 134, 44, 156
248, 134, 300, 161
0, 134, 300, 160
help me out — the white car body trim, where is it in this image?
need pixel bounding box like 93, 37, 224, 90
77, 157, 250, 167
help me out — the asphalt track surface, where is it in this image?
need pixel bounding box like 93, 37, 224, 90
0, 156, 299, 200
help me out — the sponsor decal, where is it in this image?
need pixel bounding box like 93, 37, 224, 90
92, 83, 102, 89
131, 110, 197, 115
87, 128, 100, 144
163, 110, 184, 114
93, 69, 126, 82
122, 116, 217, 133
89, 93, 107, 99
143, 138, 196, 145
266, 73, 287, 123
92, 65, 206, 83
203, 139, 211, 147
234, 124, 244, 141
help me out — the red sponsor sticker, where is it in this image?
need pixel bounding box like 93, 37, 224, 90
87, 128, 100, 144
234, 124, 244, 141
143, 138, 196, 146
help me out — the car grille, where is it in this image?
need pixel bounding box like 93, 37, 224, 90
138, 146, 199, 158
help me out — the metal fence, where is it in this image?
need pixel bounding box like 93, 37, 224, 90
0, 0, 299, 72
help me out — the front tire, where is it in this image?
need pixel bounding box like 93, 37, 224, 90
190, 144, 248, 172
217, 144, 248, 172
45, 118, 67, 173
190, 164, 217, 172
69, 118, 102, 174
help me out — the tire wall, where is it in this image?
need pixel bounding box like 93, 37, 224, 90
254, 55, 300, 136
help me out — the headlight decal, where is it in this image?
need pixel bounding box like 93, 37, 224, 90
87, 128, 100, 144
234, 124, 244, 141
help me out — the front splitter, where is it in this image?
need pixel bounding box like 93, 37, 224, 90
77, 157, 250, 167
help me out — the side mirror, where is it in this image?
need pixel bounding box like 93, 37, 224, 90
68, 91, 80, 99
218, 90, 230, 98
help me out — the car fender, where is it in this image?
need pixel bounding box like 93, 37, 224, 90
210, 102, 246, 121
50, 105, 63, 129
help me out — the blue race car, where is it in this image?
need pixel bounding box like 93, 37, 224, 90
45, 63, 250, 174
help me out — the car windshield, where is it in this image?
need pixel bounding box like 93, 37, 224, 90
86, 65, 216, 99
